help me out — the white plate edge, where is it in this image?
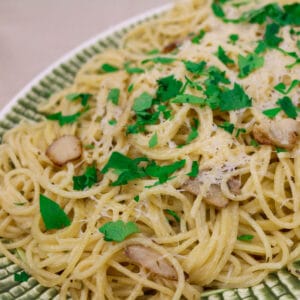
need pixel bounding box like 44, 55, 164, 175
0, 2, 172, 120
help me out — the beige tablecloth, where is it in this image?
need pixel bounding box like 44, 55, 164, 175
0, 0, 170, 111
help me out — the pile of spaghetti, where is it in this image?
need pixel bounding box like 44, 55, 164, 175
1, 0, 300, 299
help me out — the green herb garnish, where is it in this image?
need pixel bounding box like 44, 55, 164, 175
235, 128, 246, 138
238, 53, 264, 78
99, 220, 139, 242
66, 93, 92, 106
276, 96, 298, 119
39, 194, 71, 230
147, 49, 160, 55
46, 111, 82, 126
134, 195, 140, 202
191, 29, 206, 44
274, 80, 300, 95
124, 62, 144, 74
14, 271, 29, 282
219, 122, 234, 134
156, 75, 183, 102
133, 92, 153, 112
128, 83, 134, 93
250, 139, 260, 147
107, 88, 120, 105
262, 107, 281, 118
142, 57, 176, 65
215, 46, 235, 66
101, 63, 119, 73
237, 234, 254, 241
73, 166, 98, 190
183, 60, 207, 75
228, 34, 239, 44
172, 94, 206, 105
165, 209, 180, 222
276, 147, 288, 153
220, 83, 252, 111
149, 132, 158, 148
186, 118, 199, 143
187, 161, 199, 178
108, 119, 117, 126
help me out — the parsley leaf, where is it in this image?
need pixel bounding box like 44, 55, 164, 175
124, 62, 144, 74
262, 107, 281, 118
276, 96, 298, 119
191, 29, 206, 44
274, 80, 300, 95
101, 152, 148, 186
149, 132, 158, 148
229, 34, 239, 44
14, 271, 29, 282
142, 57, 176, 64
73, 166, 98, 190
215, 46, 235, 66
134, 195, 140, 202
101, 63, 119, 73
133, 92, 153, 112
66, 93, 92, 106
145, 159, 186, 185
99, 220, 139, 242
165, 209, 180, 222
46, 111, 82, 126
236, 128, 246, 138
220, 83, 252, 111
39, 194, 71, 230
219, 122, 234, 134
187, 118, 199, 143
187, 161, 199, 178
183, 60, 207, 75
172, 94, 206, 105
147, 49, 160, 55
128, 83, 134, 93
107, 88, 120, 105
276, 146, 288, 153
238, 53, 264, 78
156, 75, 183, 102
237, 234, 254, 241
264, 23, 283, 48
250, 139, 260, 147
108, 119, 117, 126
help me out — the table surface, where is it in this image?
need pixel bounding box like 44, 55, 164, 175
0, 0, 170, 111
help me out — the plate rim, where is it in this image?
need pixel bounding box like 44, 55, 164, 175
0, 2, 172, 120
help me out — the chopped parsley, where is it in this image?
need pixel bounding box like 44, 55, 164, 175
134, 195, 140, 202
108, 119, 117, 126
147, 49, 160, 55
66, 93, 92, 106
149, 132, 158, 148
46, 111, 82, 126
101, 152, 148, 186
142, 57, 176, 65
191, 29, 206, 44
276, 147, 288, 153
238, 53, 264, 78
133, 92, 153, 112
215, 46, 235, 66
220, 83, 252, 111
219, 122, 234, 134
183, 60, 207, 75
84, 144, 95, 149
274, 80, 300, 95
124, 62, 144, 74
145, 159, 186, 186
186, 118, 199, 143
165, 209, 180, 222
99, 220, 139, 242
14, 271, 29, 282
264, 23, 283, 48
297, 40, 300, 50
237, 234, 254, 241
107, 88, 120, 105
235, 128, 246, 138
276, 96, 298, 119
250, 139, 260, 147
101, 63, 119, 73
229, 34, 239, 45
156, 75, 183, 102
262, 107, 281, 118
128, 83, 134, 93
73, 166, 98, 190
39, 194, 71, 230
187, 161, 199, 178
172, 94, 206, 105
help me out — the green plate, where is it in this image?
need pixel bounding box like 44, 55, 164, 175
1, 3, 300, 299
